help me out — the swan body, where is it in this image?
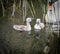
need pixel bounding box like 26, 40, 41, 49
34, 19, 45, 30
13, 18, 33, 31
34, 24, 41, 30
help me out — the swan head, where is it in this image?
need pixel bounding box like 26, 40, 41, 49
36, 19, 41, 24
26, 17, 34, 23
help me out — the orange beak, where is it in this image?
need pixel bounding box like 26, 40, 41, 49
48, 5, 52, 11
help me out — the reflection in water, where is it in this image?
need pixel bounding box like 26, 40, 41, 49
43, 44, 50, 54
26, 31, 31, 35
34, 29, 41, 39
25, 31, 31, 40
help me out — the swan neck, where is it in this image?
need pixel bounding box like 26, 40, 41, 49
26, 22, 30, 25
26, 22, 31, 31
36, 21, 41, 25
39, 21, 41, 24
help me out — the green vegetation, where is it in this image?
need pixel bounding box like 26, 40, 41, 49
0, 0, 47, 19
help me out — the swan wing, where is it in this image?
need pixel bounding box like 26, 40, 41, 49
39, 23, 45, 29
34, 24, 41, 30
13, 25, 26, 31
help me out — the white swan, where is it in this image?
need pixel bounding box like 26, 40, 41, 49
13, 18, 34, 31
34, 19, 45, 30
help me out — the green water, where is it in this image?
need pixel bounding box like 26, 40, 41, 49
0, 16, 58, 54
